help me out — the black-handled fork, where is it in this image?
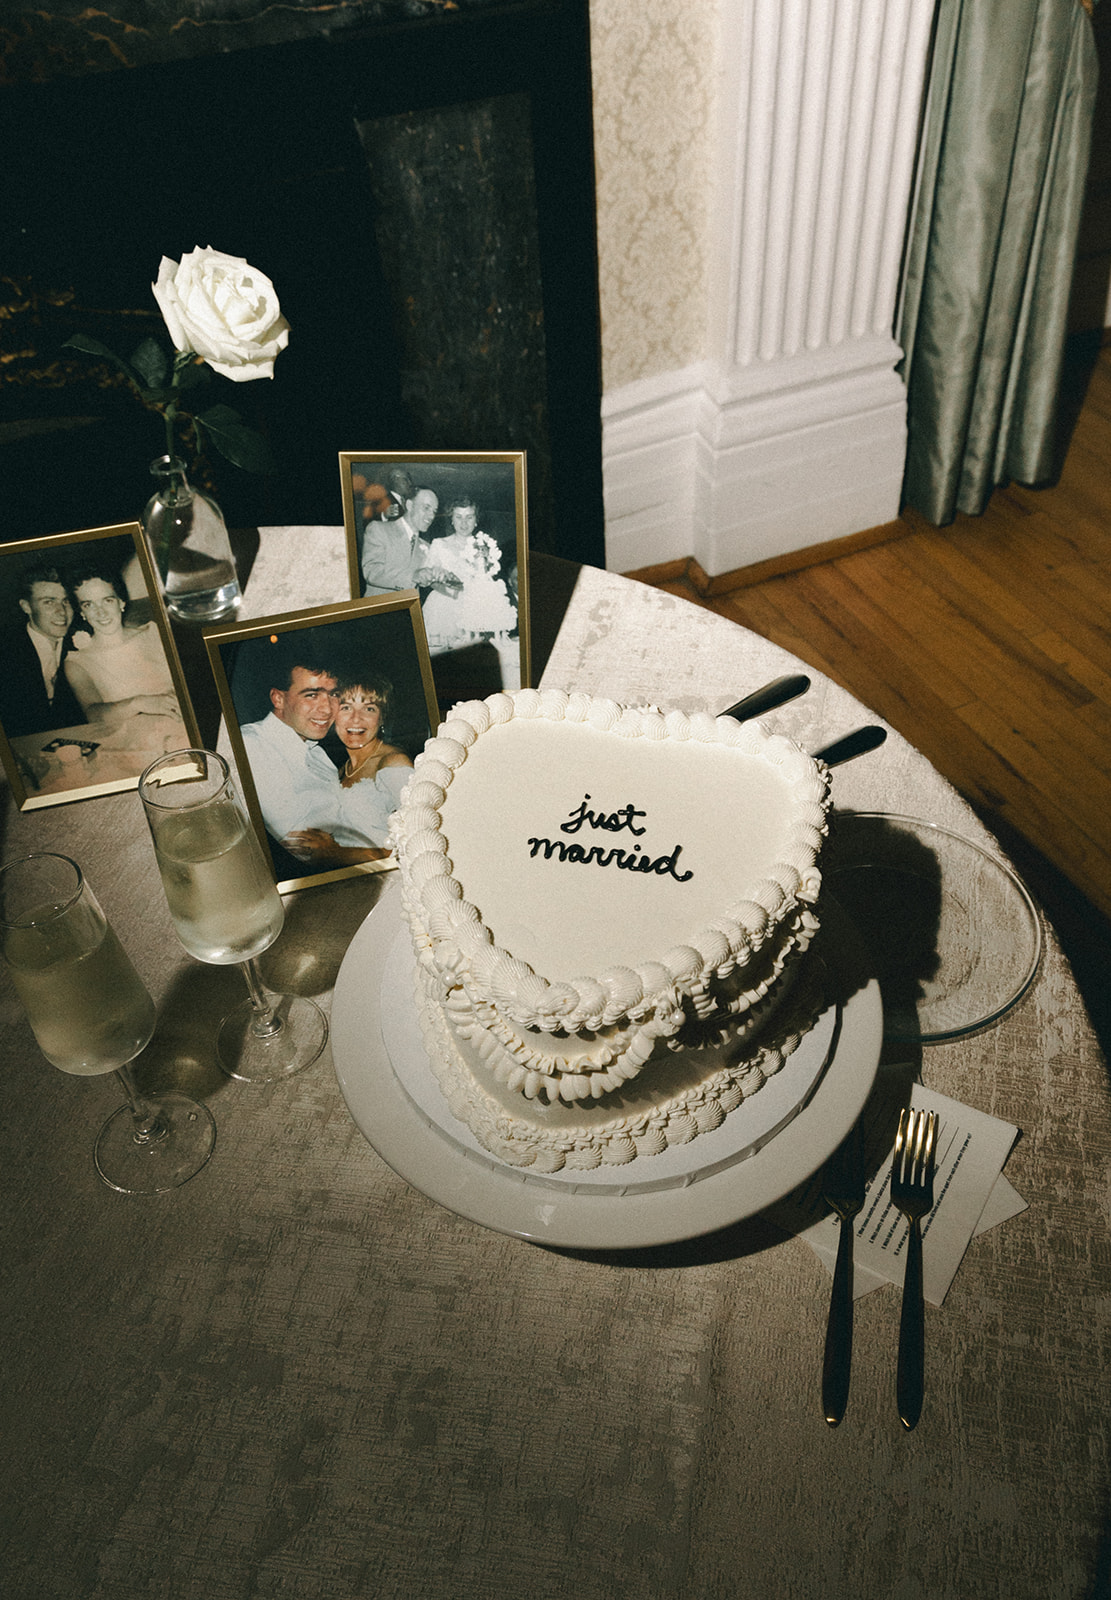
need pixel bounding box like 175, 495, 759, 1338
890, 1107, 938, 1430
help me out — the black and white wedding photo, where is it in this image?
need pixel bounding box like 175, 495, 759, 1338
340, 451, 529, 708
0, 522, 195, 808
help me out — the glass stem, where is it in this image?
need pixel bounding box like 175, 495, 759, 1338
115, 1064, 168, 1146
239, 958, 284, 1039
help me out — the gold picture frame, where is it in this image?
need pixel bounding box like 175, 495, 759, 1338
0, 521, 200, 810
204, 592, 439, 893
339, 450, 530, 713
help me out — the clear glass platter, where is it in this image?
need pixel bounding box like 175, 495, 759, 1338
823, 812, 1043, 1044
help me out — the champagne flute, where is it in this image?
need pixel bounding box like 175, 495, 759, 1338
138, 748, 327, 1084
0, 852, 216, 1194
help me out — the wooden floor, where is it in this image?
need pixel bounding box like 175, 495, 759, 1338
635, 344, 1111, 1051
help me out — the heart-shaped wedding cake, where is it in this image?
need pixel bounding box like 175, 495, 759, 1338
391, 688, 831, 1173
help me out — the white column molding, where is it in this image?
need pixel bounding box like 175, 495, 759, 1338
603, 0, 936, 577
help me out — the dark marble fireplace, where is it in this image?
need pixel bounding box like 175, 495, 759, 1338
0, 1, 604, 565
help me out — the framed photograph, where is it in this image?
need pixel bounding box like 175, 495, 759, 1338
339, 450, 530, 710
205, 593, 439, 893
0, 521, 200, 810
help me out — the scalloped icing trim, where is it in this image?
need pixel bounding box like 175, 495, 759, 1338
412, 954, 824, 1174
437, 900, 819, 1104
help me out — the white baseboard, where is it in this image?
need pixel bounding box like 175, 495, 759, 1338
602, 345, 908, 576
601, 365, 704, 573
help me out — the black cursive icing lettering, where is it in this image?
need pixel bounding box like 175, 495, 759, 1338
560, 794, 647, 837
527, 836, 693, 882
534, 796, 691, 879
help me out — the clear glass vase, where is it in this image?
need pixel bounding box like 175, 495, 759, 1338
142, 456, 242, 623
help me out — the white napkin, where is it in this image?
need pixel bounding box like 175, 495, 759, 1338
798, 1081, 1026, 1306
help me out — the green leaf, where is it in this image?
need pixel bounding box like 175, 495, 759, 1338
130, 337, 170, 388
174, 359, 211, 393
62, 333, 142, 387
63, 332, 115, 359
195, 405, 275, 474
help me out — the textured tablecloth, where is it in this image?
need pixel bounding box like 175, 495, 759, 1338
2, 534, 1108, 1600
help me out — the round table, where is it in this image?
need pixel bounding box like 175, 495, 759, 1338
1, 534, 1107, 1600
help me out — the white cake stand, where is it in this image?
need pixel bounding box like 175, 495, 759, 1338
331, 877, 883, 1249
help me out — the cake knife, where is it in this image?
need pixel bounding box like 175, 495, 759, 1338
721, 674, 811, 723
811, 726, 887, 767
821, 1121, 865, 1426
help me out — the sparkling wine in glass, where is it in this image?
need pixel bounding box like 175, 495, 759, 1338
139, 748, 327, 1084
0, 851, 216, 1194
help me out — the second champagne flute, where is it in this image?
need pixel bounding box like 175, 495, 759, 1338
139, 748, 327, 1084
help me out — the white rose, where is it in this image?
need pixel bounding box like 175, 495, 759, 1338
152, 247, 290, 382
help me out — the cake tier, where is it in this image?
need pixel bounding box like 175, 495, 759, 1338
392, 689, 831, 1106
412, 945, 829, 1174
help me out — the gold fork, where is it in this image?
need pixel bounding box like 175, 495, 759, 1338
820, 1120, 865, 1426
890, 1106, 938, 1430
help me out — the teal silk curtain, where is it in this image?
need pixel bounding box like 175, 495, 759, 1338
899, 0, 1099, 525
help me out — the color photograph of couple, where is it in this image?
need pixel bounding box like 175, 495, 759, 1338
339, 452, 529, 710
207, 595, 438, 891
0, 522, 196, 809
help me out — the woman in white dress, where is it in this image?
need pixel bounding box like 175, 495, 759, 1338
63, 570, 180, 728
420, 499, 518, 682
283, 673, 413, 868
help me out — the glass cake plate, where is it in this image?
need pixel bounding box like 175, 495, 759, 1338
331, 877, 883, 1249
823, 812, 1043, 1044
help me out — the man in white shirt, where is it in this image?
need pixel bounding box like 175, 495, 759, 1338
240, 662, 344, 848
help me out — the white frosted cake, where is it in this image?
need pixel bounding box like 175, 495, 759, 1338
390, 688, 832, 1173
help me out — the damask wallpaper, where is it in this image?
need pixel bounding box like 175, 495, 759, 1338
588, 0, 720, 391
